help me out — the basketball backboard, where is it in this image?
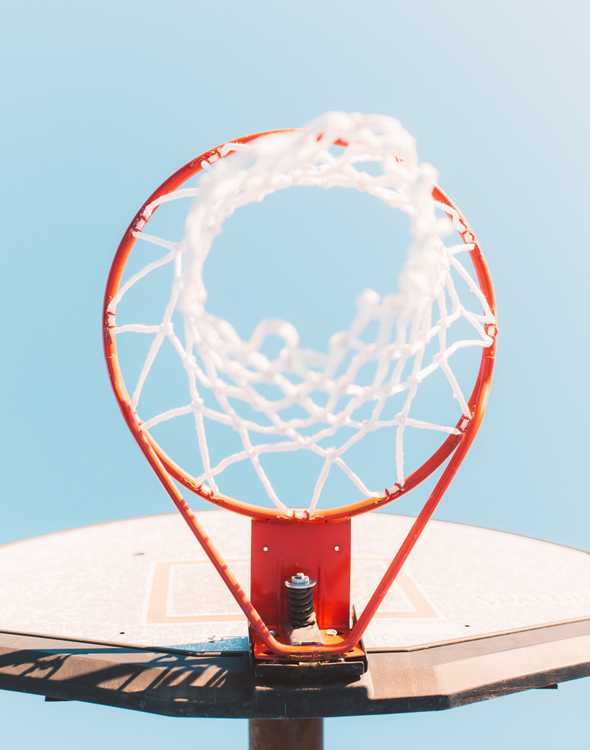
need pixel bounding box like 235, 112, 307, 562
0, 510, 588, 717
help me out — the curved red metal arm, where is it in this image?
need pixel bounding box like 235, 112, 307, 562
103, 131, 497, 657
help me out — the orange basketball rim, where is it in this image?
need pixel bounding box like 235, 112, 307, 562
103, 124, 497, 660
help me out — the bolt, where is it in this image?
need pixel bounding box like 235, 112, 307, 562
284, 572, 314, 589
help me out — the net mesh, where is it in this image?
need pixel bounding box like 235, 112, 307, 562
108, 113, 496, 513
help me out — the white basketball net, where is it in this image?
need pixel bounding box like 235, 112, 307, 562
109, 113, 496, 514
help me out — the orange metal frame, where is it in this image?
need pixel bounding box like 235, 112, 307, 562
103, 130, 497, 657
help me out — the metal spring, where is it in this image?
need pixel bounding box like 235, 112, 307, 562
284, 572, 317, 628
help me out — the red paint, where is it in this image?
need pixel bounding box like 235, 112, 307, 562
251, 518, 351, 640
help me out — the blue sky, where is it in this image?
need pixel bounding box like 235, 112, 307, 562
1, 1, 588, 746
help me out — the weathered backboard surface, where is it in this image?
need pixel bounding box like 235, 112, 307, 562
0, 510, 589, 716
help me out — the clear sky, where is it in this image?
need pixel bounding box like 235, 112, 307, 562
1, 0, 588, 747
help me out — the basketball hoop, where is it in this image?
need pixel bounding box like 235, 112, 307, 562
103, 113, 497, 660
